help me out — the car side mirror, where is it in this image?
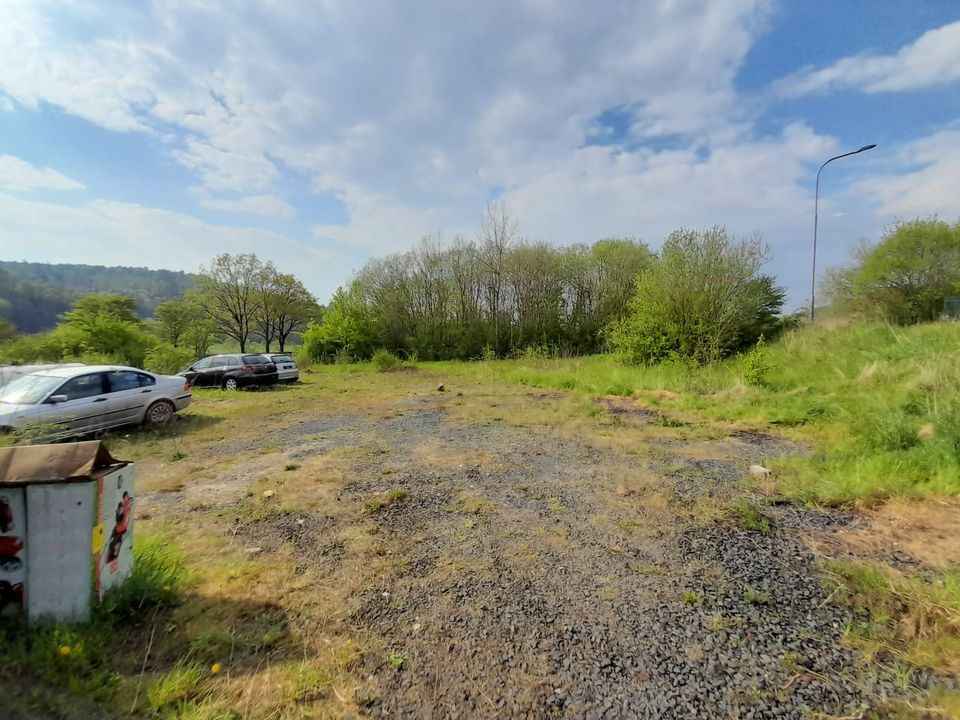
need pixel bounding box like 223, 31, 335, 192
47, 395, 68, 404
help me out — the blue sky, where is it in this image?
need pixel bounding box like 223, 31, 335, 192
1, 1, 958, 309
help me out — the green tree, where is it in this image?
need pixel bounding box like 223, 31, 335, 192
54, 294, 154, 366
826, 218, 960, 324
609, 227, 782, 365
196, 254, 263, 352
153, 294, 215, 359
302, 284, 381, 361
252, 264, 318, 352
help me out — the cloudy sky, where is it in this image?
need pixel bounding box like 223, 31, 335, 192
1, 1, 958, 309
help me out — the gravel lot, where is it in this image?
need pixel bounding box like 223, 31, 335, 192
144, 390, 910, 717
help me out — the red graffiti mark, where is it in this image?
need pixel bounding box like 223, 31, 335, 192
0, 536, 23, 556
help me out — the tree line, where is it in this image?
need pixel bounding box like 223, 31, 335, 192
302, 205, 789, 364
3, 212, 955, 375
0, 254, 318, 373
0, 261, 196, 333
303, 205, 653, 361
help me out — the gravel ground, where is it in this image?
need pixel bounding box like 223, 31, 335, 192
146, 394, 916, 717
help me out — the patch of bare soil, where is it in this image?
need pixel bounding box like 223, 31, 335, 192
805, 499, 960, 571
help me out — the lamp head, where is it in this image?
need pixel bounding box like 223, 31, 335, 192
858, 144, 877, 152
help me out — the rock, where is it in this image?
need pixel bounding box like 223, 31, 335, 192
749, 464, 772, 479
437, 383, 445, 392
245, 546, 263, 554
262, 489, 275, 498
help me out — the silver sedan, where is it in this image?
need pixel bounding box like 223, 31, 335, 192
0, 365, 192, 441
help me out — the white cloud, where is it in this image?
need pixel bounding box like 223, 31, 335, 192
852, 130, 960, 217
198, 193, 295, 219
0, 0, 947, 308
172, 140, 279, 194
0, 192, 348, 295
778, 21, 960, 96
0, 155, 85, 192
501, 123, 836, 242
0, 0, 770, 201
311, 179, 458, 251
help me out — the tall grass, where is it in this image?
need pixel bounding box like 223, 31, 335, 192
467, 321, 960, 506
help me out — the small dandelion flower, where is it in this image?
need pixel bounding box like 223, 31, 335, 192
211, 663, 222, 675
59, 645, 71, 656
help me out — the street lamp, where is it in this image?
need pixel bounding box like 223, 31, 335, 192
810, 143, 877, 322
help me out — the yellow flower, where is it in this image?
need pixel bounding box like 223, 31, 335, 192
162, 585, 171, 592
211, 663, 222, 675
59, 646, 71, 656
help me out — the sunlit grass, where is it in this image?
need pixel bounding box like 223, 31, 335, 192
422, 322, 960, 506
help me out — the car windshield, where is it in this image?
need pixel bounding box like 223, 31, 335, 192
0, 374, 64, 405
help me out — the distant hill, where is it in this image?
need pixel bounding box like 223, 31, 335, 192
0, 261, 197, 333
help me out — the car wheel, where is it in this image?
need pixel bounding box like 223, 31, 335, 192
222, 377, 239, 391
144, 400, 175, 428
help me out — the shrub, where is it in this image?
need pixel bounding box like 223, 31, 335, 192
740, 336, 772, 387
144, 342, 195, 375
608, 226, 784, 365
826, 218, 960, 325
292, 346, 313, 372
372, 348, 402, 372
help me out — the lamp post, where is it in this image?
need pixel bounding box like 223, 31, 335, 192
810, 143, 876, 322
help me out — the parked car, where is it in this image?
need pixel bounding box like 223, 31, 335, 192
178, 354, 278, 390
0, 365, 192, 440
262, 353, 299, 383
0, 363, 84, 390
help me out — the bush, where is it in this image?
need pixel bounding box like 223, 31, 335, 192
608, 226, 784, 365
292, 346, 313, 372
372, 348, 402, 372
826, 218, 960, 324
144, 343, 195, 375
740, 336, 772, 387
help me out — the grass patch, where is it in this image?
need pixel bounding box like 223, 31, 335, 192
364, 488, 408, 512
682, 590, 703, 606
372, 348, 404, 372
654, 413, 687, 428
729, 498, 774, 536
387, 650, 407, 670
289, 662, 334, 703
451, 493, 497, 514
98, 535, 184, 618
743, 586, 771, 605
147, 660, 207, 712
474, 321, 960, 505
826, 559, 960, 675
